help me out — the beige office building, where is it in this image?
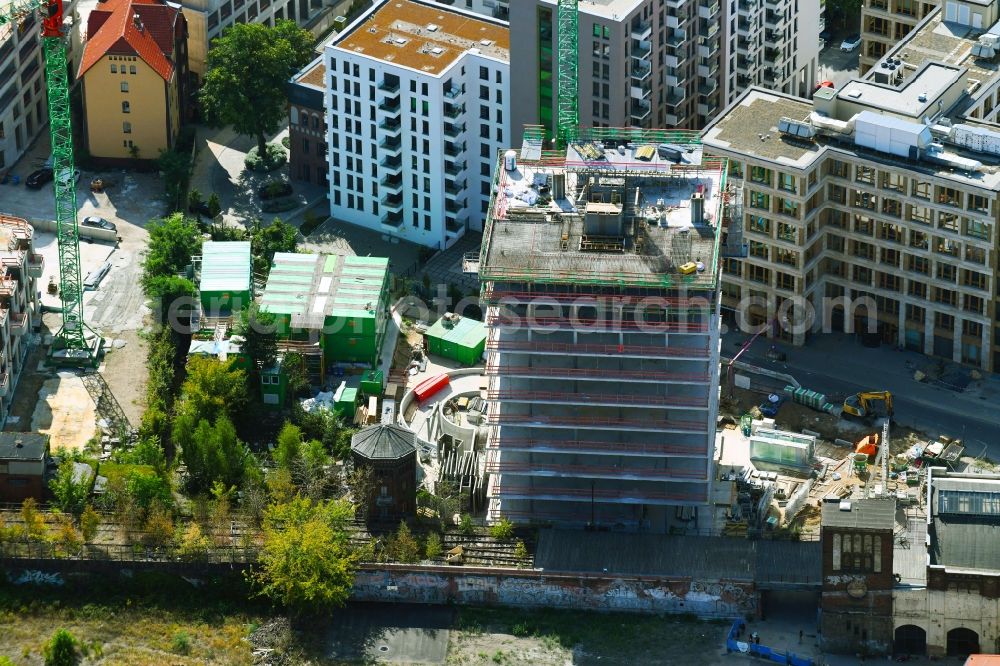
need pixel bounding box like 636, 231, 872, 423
859, 0, 936, 74
702, 0, 1000, 371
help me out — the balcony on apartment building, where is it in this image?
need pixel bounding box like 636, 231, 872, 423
380, 192, 403, 211
380, 173, 403, 191
631, 98, 652, 122
666, 87, 686, 108
378, 135, 402, 154
443, 121, 465, 138
666, 11, 685, 28
631, 20, 652, 41
631, 60, 652, 82
443, 84, 464, 100
444, 141, 465, 158
444, 180, 466, 199
443, 103, 465, 119
666, 30, 686, 49
764, 9, 784, 27
378, 117, 402, 135
377, 78, 400, 93
699, 0, 721, 19
380, 210, 404, 227
630, 81, 652, 100
377, 96, 400, 114
446, 217, 466, 235
379, 155, 402, 171
631, 38, 652, 61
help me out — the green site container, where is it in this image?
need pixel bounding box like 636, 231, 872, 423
199, 241, 252, 315
260, 252, 390, 369
424, 315, 487, 366
260, 361, 286, 410
335, 387, 358, 418
360, 369, 384, 396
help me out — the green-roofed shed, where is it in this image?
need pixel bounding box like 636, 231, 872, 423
259, 252, 391, 368
199, 241, 252, 315
424, 314, 486, 366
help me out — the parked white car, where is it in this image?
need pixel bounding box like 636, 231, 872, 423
840, 34, 862, 52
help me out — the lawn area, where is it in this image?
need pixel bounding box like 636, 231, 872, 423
0, 572, 261, 665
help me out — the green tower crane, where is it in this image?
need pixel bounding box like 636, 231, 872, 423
0, 0, 102, 365
556, 0, 578, 147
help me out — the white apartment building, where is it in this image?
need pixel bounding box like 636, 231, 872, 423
322, 0, 510, 249
0, 0, 81, 172
702, 0, 1000, 371
181, 0, 326, 77
729, 0, 821, 105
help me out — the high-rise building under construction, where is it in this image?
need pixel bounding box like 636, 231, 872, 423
478, 127, 729, 531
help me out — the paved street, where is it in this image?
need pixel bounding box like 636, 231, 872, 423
817, 42, 860, 90
724, 330, 1000, 456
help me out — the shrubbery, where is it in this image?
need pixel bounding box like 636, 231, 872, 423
244, 143, 287, 172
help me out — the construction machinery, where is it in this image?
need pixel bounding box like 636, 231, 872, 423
0, 0, 102, 365
864, 419, 891, 499
842, 391, 894, 420
555, 0, 578, 147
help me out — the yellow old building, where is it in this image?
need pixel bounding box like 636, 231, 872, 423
78, 0, 189, 162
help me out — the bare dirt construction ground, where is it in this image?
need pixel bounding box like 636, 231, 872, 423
445, 607, 729, 666
31, 374, 97, 452
100, 328, 149, 426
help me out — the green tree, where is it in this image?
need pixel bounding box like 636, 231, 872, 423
43, 628, 80, 666
389, 522, 420, 563
828, 0, 863, 29
111, 437, 168, 475
235, 303, 278, 372
200, 21, 313, 160
175, 413, 250, 493
274, 422, 302, 469
282, 351, 310, 401
489, 517, 514, 540
251, 496, 357, 611
145, 275, 196, 326
207, 192, 222, 219
187, 188, 204, 214
176, 356, 248, 425
49, 459, 92, 517
80, 505, 100, 544
156, 149, 192, 213
251, 218, 298, 274
142, 213, 202, 285
424, 532, 442, 560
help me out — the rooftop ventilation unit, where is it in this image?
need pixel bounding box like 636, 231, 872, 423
426, 23, 439, 31
778, 116, 816, 140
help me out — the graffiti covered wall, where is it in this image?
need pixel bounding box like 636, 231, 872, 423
352, 565, 758, 616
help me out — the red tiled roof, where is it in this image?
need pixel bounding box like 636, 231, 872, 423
77, 0, 181, 81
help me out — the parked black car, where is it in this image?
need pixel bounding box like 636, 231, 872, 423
257, 181, 293, 200
25, 168, 54, 189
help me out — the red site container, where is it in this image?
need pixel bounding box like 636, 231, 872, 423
413, 374, 450, 402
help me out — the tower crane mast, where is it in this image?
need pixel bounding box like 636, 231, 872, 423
0, 0, 101, 365
556, 0, 578, 148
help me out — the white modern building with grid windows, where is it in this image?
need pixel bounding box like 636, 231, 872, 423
322, 0, 510, 250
